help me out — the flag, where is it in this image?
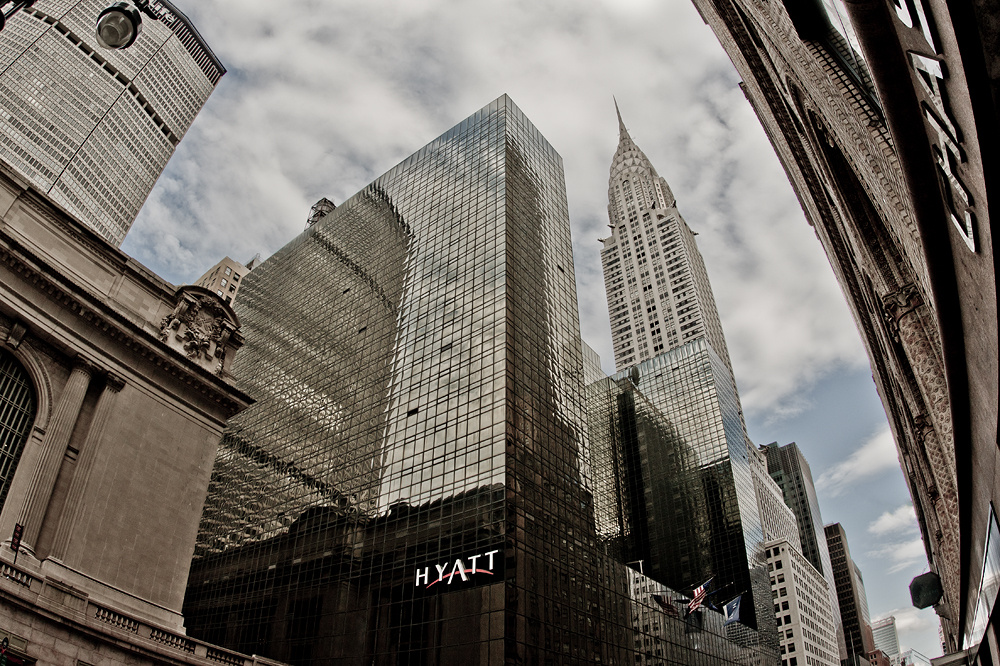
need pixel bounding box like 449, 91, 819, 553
687, 577, 712, 615
651, 594, 680, 618
723, 595, 742, 626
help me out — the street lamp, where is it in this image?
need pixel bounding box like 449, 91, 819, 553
95, 1, 143, 49
95, 0, 179, 50
0, 0, 174, 51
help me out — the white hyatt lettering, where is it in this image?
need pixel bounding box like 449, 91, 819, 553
468, 554, 480, 572
485, 549, 500, 570
435, 563, 448, 584
448, 559, 468, 584
415, 567, 429, 587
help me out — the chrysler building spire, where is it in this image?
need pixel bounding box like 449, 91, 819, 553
600, 101, 732, 377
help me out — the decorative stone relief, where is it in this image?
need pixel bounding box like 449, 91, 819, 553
159, 288, 241, 376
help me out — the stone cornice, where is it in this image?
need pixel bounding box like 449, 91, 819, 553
0, 233, 252, 419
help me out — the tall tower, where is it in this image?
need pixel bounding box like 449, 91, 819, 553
589, 105, 798, 651
601, 102, 732, 376
825, 523, 876, 662
184, 95, 640, 664
0, 0, 224, 246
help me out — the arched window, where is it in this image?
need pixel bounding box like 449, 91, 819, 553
0, 349, 36, 511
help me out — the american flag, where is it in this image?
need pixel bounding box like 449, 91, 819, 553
651, 594, 679, 618
687, 578, 712, 615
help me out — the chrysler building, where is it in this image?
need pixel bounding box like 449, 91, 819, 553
600, 102, 733, 376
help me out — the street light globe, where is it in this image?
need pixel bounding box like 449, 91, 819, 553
95, 2, 142, 49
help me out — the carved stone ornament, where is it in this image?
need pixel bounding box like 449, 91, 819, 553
6, 321, 27, 349
159, 288, 240, 376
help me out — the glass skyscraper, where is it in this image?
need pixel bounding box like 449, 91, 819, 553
0, 0, 223, 246
183, 95, 774, 665
587, 341, 775, 645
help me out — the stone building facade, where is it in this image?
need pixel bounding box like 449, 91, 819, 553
0, 163, 279, 666
686, 0, 998, 654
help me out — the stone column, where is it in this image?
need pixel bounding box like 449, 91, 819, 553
14, 358, 94, 553
48, 372, 125, 561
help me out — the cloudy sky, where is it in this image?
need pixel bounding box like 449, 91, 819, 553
120, 0, 940, 656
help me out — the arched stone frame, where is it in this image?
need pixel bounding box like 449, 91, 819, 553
0, 343, 44, 510
0, 321, 55, 535
0, 320, 53, 434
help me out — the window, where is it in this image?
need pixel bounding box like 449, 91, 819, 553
225, 267, 232, 276
0, 350, 36, 511
221, 279, 228, 287
233, 273, 241, 281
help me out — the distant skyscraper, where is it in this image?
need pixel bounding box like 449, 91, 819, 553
764, 441, 846, 658
764, 538, 840, 666
872, 616, 900, 658
600, 103, 733, 378
0, 0, 224, 246
826, 523, 876, 662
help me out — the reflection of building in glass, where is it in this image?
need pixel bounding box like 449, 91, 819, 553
764, 538, 840, 666
0, 0, 224, 246
592, 340, 777, 646
183, 95, 777, 664
585, 373, 706, 585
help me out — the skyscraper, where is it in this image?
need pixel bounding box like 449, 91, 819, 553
601, 102, 732, 379
764, 538, 841, 666
0, 0, 224, 246
872, 616, 901, 659
764, 441, 846, 658
589, 107, 800, 650
826, 523, 876, 663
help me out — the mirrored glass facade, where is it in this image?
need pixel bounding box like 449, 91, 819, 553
182, 96, 776, 664
0, 0, 223, 246
586, 339, 779, 656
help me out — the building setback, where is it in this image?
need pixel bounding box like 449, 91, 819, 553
0, 0, 224, 246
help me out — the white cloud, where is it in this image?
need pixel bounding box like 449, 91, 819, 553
121, 0, 870, 421
816, 426, 899, 496
869, 537, 928, 575
869, 505, 918, 536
